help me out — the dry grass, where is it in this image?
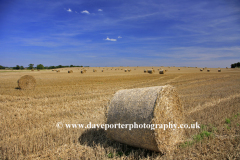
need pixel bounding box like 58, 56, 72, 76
0, 66, 240, 159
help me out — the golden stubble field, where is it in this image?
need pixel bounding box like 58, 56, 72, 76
0, 67, 240, 159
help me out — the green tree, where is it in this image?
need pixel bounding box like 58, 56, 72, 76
28, 64, 34, 69
15, 65, 20, 70
20, 66, 24, 70
37, 64, 44, 70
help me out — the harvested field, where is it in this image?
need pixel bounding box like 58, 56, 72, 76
0, 66, 240, 159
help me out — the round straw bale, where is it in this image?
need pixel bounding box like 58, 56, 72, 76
200, 69, 203, 71
17, 75, 36, 90
165, 69, 168, 72
124, 69, 127, 72
148, 69, 154, 74
37, 69, 40, 71
93, 69, 97, 72
159, 70, 165, 74
144, 69, 146, 73
128, 69, 131, 72
107, 85, 184, 153
178, 68, 180, 70
68, 70, 73, 73
102, 70, 104, 72
207, 69, 210, 72
226, 67, 228, 69
218, 69, 221, 72
56, 70, 60, 72
31, 69, 34, 71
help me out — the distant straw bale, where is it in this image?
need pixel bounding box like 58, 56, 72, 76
93, 69, 97, 72
148, 69, 155, 74
31, 69, 34, 71
68, 70, 73, 73
37, 69, 40, 71
178, 68, 180, 70
218, 69, 221, 72
165, 69, 168, 72
226, 67, 228, 69
207, 69, 210, 72
144, 69, 146, 73
200, 69, 203, 71
17, 75, 36, 90
124, 69, 127, 72
107, 85, 184, 153
159, 70, 165, 74
56, 70, 60, 72
128, 69, 131, 72
102, 70, 104, 72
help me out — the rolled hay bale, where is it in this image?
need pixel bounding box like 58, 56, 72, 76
218, 69, 221, 72
144, 69, 146, 73
31, 69, 34, 71
37, 69, 40, 71
148, 69, 154, 74
178, 68, 180, 70
93, 69, 97, 72
207, 69, 210, 72
107, 85, 184, 153
17, 75, 36, 90
56, 70, 60, 72
200, 69, 203, 71
159, 70, 165, 74
68, 70, 73, 73
102, 70, 104, 72
124, 69, 127, 72
226, 67, 228, 69
128, 69, 131, 72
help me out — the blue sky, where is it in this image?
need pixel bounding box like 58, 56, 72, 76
0, 0, 240, 67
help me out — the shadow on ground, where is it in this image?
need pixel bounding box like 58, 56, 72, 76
78, 128, 163, 159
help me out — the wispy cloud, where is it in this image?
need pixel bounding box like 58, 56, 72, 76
66, 8, 72, 12
104, 37, 117, 41
81, 10, 90, 14
98, 9, 102, 11
118, 36, 122, 38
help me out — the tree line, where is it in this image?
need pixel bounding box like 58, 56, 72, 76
0, 64, 87, 70
231, 62, 240, 68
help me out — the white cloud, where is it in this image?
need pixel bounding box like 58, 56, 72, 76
81, 10, 90, 14
98, 9, 103, 11
105, 37, 117, 41
118, 36, 122, 38
67, 8, 72, 12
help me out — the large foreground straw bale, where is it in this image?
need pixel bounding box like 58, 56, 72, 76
107, 85, 184, 153
17, 75, 36, 90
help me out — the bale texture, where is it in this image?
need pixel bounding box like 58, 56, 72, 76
159, 70, 165, 74
18, 75, 36, 90
107, 85, 184, 153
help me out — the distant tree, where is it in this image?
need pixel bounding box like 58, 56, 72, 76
20, 66, 24, 70
70, 65, 74, 67
28, 64, 34, 69
15, 65, 20, 70
0, 65, 5, 69
37, 64, 44, 70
